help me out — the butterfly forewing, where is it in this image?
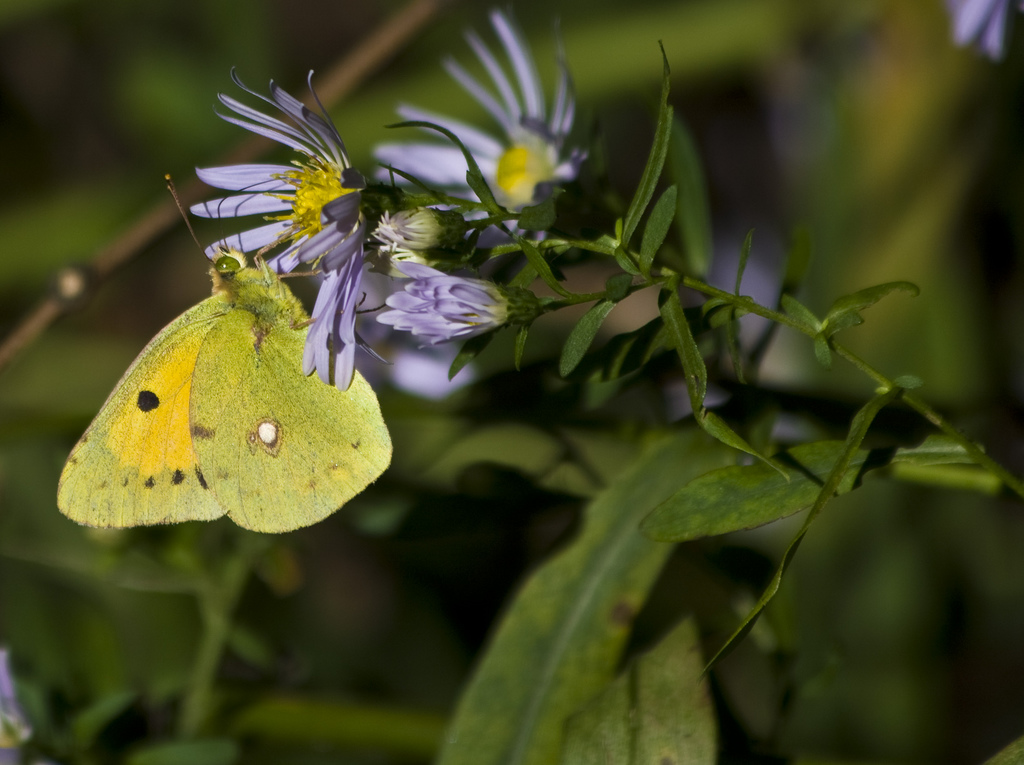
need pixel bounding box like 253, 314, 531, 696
58, 298, 228, 527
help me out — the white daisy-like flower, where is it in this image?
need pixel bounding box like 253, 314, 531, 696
191, 71, 369, 390
374, 9, 585, 211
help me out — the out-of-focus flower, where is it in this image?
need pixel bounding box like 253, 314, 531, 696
0, 649, 30, 750
191, 71, 368, 389
376, 262, 510, 344
947, 0, 1024, 59
374, 9, 585, 211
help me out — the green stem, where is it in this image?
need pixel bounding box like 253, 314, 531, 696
831, 343, 1024, 500
178, 534, 265, 738
653, 273, 1024, 501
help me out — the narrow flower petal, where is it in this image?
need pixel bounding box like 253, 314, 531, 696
204, 220, 291, 257
195, 164, 293, 192
373, 9, 584, 214
376, 143, 496, 187
443, 57, 515, 133
490, 10, 544, 119
376, 263, 508, 345
465, 30, 522, 123
191, 193, 292, 219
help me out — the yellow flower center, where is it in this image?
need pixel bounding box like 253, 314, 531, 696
272, 156, 354, 240
495, 142, 555, 209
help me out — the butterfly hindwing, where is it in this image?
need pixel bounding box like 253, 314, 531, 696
190, 308, 392, 533
58, 298, 229, 527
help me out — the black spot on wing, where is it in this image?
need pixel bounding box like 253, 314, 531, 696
195, 467, 208, 489
172, 469, 185, 485
137, 390, 159, 412
122, 477, 129, 487
351, 440, 361, 449
144, 476, 156, 488
191, 424, 215, 439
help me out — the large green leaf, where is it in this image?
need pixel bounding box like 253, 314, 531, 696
643, 433, 986, 543
984, 733, 1024, 765
562, 618, 716, 764
642, 440, 863, 542
435, 429, 731, 765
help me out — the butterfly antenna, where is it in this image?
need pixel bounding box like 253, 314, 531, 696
165, 174, 206, 253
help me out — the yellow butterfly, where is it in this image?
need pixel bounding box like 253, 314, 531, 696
57, 252, 391, 533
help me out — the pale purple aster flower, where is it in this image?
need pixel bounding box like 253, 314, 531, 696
377, 262, 508, 344
947, 0, 1024, 59
374, 9, 585, 211
191, 71, 368, 390
0, 649, 30, 749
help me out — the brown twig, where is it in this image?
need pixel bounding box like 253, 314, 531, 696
0, 0, 449, 377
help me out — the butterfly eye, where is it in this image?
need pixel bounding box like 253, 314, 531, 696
214, 248, 245, 274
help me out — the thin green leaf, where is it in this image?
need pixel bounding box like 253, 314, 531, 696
613, 245, 642, 276
510, 262, 539, 289
669, 116, 712, 278
725, 231, 754, 383
824, 280, 920, 326
72, 691, 136, 748
563, 618, 716, 764
514, 325, 530, 370
389, 120, 501, 211
703, 385, 902, 672
700, 411, 786, 477
659, 282, 706, 412
813, 334, 832, 369
571, 317, 667, 382
639, 185, 678, 277
735, 229, 754, 294
780, 293, 821, 332
893, 374, 924, 389
642, 440, 866, 542
622, 47, 673, 246
518, 194, 559, 231
560, 301, 616, 377
449, 333, 494, 379
892, 434, 972, 465
126, 739, 240, 765
605, 273, 634, 302
435, 430, 732, 765
519, 237, 569, 296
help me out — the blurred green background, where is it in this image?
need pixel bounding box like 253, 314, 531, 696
2, 0, 1024, 762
